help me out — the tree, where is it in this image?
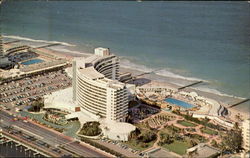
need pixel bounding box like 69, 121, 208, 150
211, 140, 219, 148
28, 100, 44, 112
233, 122, 240, 130
221, 129, 242, 153
158, 133, 174, 146
79, 121, 102, 136
129, 128, 141, 140
188, 139, 197, 147
138, 131, 157, 143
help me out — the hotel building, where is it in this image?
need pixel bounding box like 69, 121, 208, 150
73, 48, 128, 122
0, 35, 3, 57
242, 119, 250, 151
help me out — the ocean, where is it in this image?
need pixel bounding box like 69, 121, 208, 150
1, 1, 250, 108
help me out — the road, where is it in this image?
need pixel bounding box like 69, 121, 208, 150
0, 110, 109, 157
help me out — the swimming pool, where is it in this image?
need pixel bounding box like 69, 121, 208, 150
164, 98, 195, 109
21, 59, 44, 65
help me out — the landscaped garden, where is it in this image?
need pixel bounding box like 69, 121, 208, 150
177, 120, 197, 127
123, 123, 157, 151
201, 127, 218, 135
78, 121, 102, 136
146, 114, 175, 129
156, 125, 207, 155
18, 110, 80, 138
162, 140, 189, 155
43, 110, 68, 125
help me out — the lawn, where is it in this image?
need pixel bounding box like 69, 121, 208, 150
162, 140, 189, 155
201, 128, 218, 135
177, 120, 197, 127
123, 139, 155, 151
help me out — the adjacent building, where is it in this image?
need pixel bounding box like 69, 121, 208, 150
73, 48, 128, 122
0, 35, 14, 69
242, 119, 250, 151
0, 35, 4, 57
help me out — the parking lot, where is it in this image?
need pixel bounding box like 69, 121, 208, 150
94, 138, 139, 157
0, 69, 71, 110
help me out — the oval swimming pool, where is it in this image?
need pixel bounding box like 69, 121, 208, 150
164, 98, 195, 109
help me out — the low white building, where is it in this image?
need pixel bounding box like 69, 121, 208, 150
100, 119, 136, 141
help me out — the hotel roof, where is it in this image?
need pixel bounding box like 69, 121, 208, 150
78, 67, 104, 80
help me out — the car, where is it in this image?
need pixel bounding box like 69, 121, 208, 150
52, 148, 61, 153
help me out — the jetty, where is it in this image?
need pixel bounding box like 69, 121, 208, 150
178, 81, 203, 90
228, 99, 250, 108
34, 43, 61, 49
134, 69, 162, 78
3, 40, 21, 44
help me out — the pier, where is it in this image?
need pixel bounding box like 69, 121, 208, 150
3, 40, 21, 44
228, 99, 250, 108
178, 81, 203, 90
34, 43, 62, 49
133, 69, 162, 78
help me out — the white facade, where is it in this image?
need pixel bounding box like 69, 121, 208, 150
242, 119, 250, 151
73, 48, 128, 122
94, 47, 110, 56
0, 35, 3, 56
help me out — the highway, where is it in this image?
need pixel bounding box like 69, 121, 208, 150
0, 110, 109, 157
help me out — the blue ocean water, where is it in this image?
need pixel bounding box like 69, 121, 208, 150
1, 1, 250, 100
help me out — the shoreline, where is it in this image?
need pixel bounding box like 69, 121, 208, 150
2, 42, 249, 120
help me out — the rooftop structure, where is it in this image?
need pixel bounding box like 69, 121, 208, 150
100, 119, 136, 141
73, 48, 128, 122
186, 143, 221, 158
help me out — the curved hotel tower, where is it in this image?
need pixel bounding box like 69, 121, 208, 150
0, 35, 3, 57
73, 48, 128, 122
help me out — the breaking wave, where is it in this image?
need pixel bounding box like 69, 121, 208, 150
120, 58, 205, 81
3, 35, 76, 47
